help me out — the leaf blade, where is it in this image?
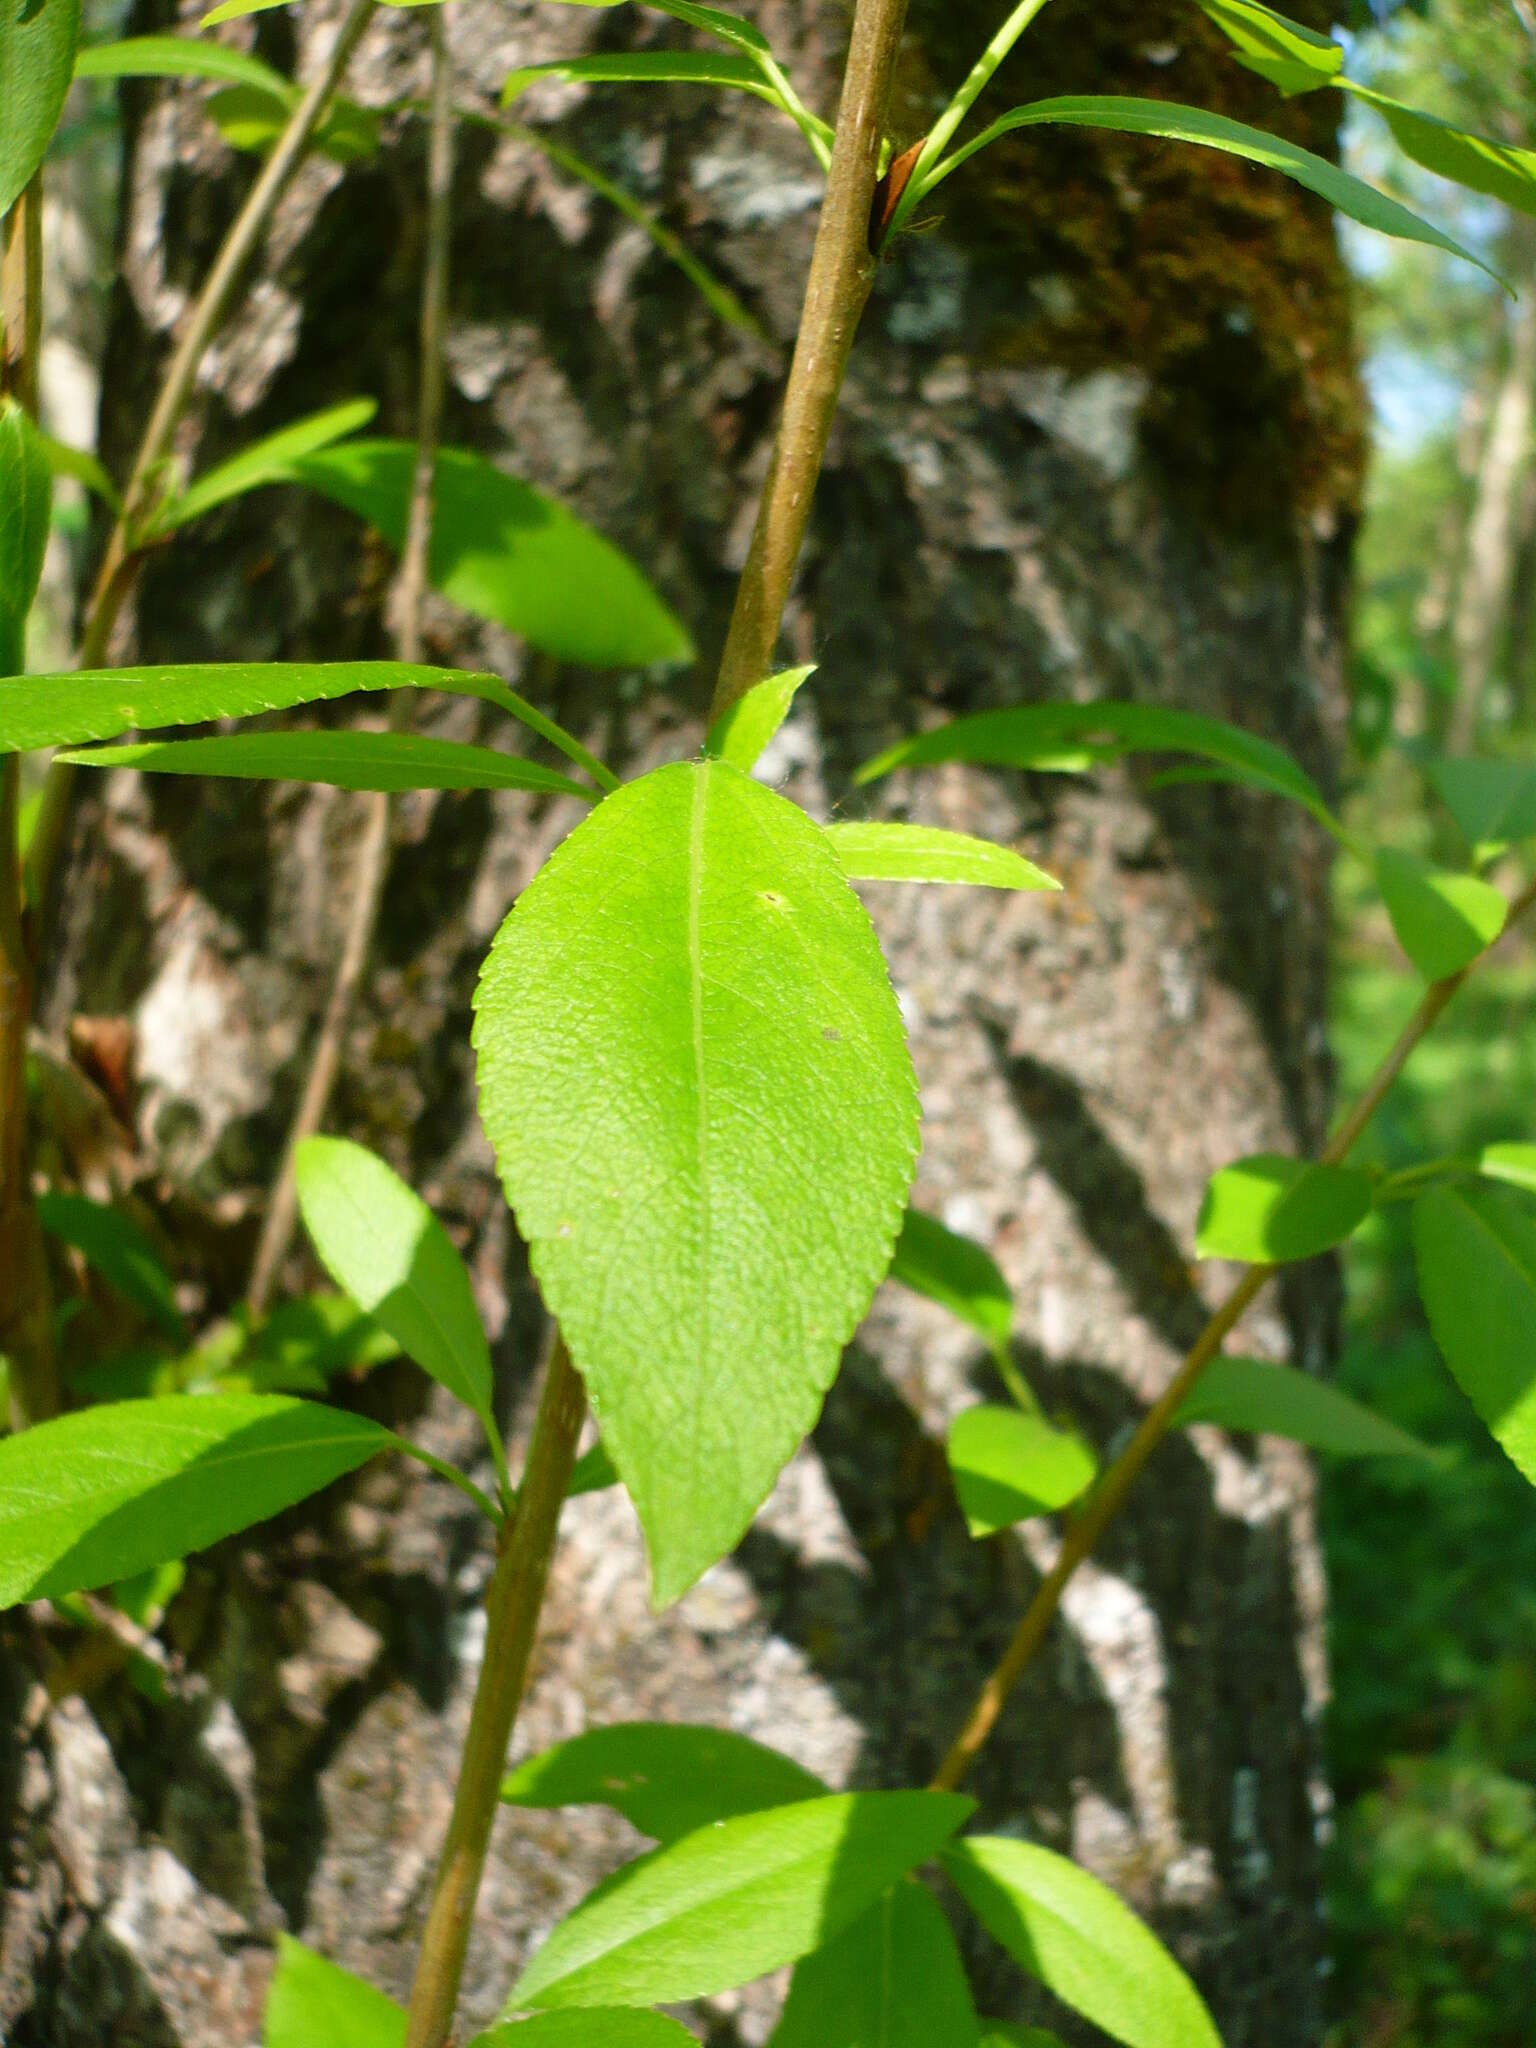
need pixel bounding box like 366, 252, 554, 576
706, 664, 815, 772
1374, 848, 1508, 981
1414, 1185, 1536, 1488
827, 822, 1059, 892
264, 1936, 405, 2048
469, 2015, 697, 2046
152, 398, 378, 533
1174, 1356, 1437, 1459
0, 399, 53, 673
889, 1208, 1013, 1362
769, 1879, 980, 2047
0, 0, 81, 215
1196, 1154, 1372, 1263
58, 730, 594, 801
947, 1406, 1098, 1538
504, 50, 773, 106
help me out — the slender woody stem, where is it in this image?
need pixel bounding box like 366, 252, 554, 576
25, 0, 379, 910
404, 1335, 586, 2048
930, 873, 1536, 1794
248, 6, 455, 1321
709, 0, 910, 724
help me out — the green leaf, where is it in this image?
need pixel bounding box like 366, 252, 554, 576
36, 1190, 186, 1340
918, 97, 1499, 285
287, 442, 694, 669
947, 1406, 1096, 1538
889, 1208, 1013, 1364
151, 398, 377, 534
566, 1439, 619, 1497
0, 0, 81, 215
1174, 1355, 1437, 1459
1424, 756, 1536, 852
706, 664, 814, 772
503, 1723, 827, 1843
1478, 1143, 1536, 1197
1196, 1153, 1373, 1263
827, 822, 1059, 892
0, 1393, 394, 1608
856, 701, 1338, 835
0, 660, 513, 755
504, 50, 774, 107
1374, 848, 1508, 981
1414, 1185, 1536, 1488
543, 0, 771, 58
206, 83, 380, 166
474, 760, 919, 1604
468, 2016, 697, 2047
769, 1879, 979, 2047
0, 398, 53, 673
943, 1837, 1221, 2048
35, 427, 123, 515
236, 1293, 401, 1393
1342, 82, 1536, 222
508, 1790, 974, 2010
1198, 0, 1342, 96
294, 1137, 499, 1449
978, 2027, 1068, 2048
75, 31, 287, 92
264, 1935, 405, 2048
58, 730, 594, 802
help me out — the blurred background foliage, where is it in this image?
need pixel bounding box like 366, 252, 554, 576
1328, 3, 1536, 2040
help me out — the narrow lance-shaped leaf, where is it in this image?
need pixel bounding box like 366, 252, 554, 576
286, 442, 694, 669
1414, 1185, 1536, 1488
889, 1208, 1013, 1366
948, 1406, 1097, 1539
943, 1837, 1222, 2048
1196, 1154, 1373, 1263
1174, 1356, 1438, 1460
264, 1936, 405, 2048
0, 660, 513, 755
909, 97, 1500, 284
59, 731, 594, 803
294, 1138, 502, 1462
1340, 81, 1536, 223
1424, 756, 1536, 852
0, 399, 53, 674
1374, 848, 1507, 981
566, 1439, 619, 1497
468, 2017, 698, 2046
503, 1722, 827, 1842
505, 51, 777, 109
706, 664, 815, 772
150, 399, 378, 534
828, 822, 1059, 892
543, 0, 772, 58
0, 1394, 395, 1609
857, 701, 1339, 836
508, 1790, 974, 2010
1197, 0, 1342, 96
36, 1190, 186, 1340
769, 1879, 980, 2047
0, 0, 81, 214
474, 761, 919, 1604
35, 428, 123, 515
75, 31, 299, 93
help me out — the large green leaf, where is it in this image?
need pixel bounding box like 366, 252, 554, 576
1174, 1356, 1436, 1460
1198, 0, 1342, 96
857, 702, 1336, 834
294, 1138, 499, 1454
508, 1791, 973, 2010
286, 442, 693, 669
469, 2017, 697, 2046
0, 0, 80, 214
58, 731, 593, 801
769, 1879, 979, 2047
1343, 82, 1536, 222
1374, 848, 1507, 981
505, 50, 773, 106
152, 398, 377, 534
889, 1208, 1013, 1365
827, 823, 1059, 892
1424, 757, 1536, 851
947, 1406, 1097, 1538
706, 664, 814, 772
264, 1937, 404, 2048
474, 760, 918, 1604
0, 1394, 394, 1608
1196, 1154, 1373, 1263
503, 1722, 827, 1842
0, 398, 52, 673
36, 1190, 186, 1340
943, 1837, 1221, 2048
0, 660, 512, 755
918, 97, 1497, 282
1414, 1185, 1536, 1488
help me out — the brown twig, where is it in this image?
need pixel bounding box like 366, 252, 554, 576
247, 7, 454, 1317
403, 1335, 586, 2048
930, 873, 1536, 1793
708, 0, 910, 724
25, 0, 380, 913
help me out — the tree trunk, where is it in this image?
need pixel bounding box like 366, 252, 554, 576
3, 1, 1361, 2042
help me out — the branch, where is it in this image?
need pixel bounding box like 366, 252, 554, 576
247, 5, 455, 1317
708, 0, 910, 724
930, 873, 1536, 1793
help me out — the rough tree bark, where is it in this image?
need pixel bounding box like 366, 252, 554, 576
2, 0, 1361, 2042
